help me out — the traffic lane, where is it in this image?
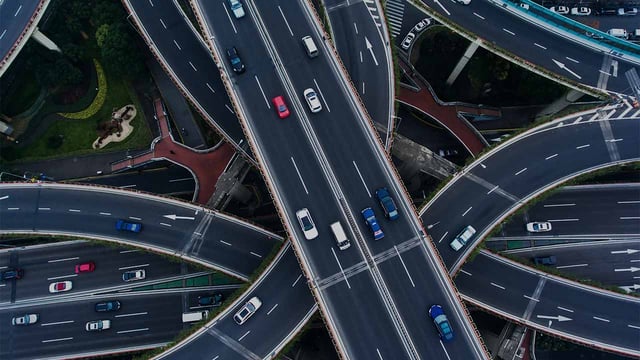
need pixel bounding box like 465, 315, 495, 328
532, 280, 640, 352
129, 0, 245, 144
1, 293, 183, 360
470, 124, 611, 199
422, 0, 634, 92
214, 247, 315, 356
0, 0, 40, 56
78, 166, 195, 195
377, 247, 484, 359
456, 253, 541, 317
421, 177, 515, 267
320, 270, 413, 360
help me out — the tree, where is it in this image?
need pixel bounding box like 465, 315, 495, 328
92, 0, 125, 27
99, 23, 145, 79
95, 24, 110, 47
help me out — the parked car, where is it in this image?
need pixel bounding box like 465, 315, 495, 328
401, 32, 415, 50
449, 225, 476, 251
617, 7, 638, 16
49, 281, 72, 293
571, 7, 591, 16
429, 305, 454, 342
412, 18, 431, 33
115, 219, 142, 233
585, 31, 605, 40
455, 0, 470, 4
1, 268, 24, 280
272, 96, 290, 119
550, 6, 569, 14
75, 261, 95, 274
122, 269, 146, 282
198, 293, 223, 307
361, 207, 384, 240
86, 319, 111, 331
519, 3, 530, 10
226, 47, 246, 74
295, 208, 319, 240
526, 221, 552, 233
303, 88, 322, 113
233, 296, 262, 325
12, 314, 38, 326
533, 255, 557, 265
95, 300, 121, 312
228, 0, 245, 18
375, 187, 399, 220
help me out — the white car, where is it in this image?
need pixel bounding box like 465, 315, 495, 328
401, 32, 415, 50
228, 0, 245, 19
49, 281, 72, 293
296, 208, 319, 240
122, 269, 146, 282
571, 7, 591, 16
412, 18, 431, 33
12, 314, 38, 326
550, 6, 569, 14
455, 0, 471, 4
519, 3, 530, 10
526, 221, 552, 233
86, 319, 111, 331
233, 296, 262, 325
303, 88, 322, 113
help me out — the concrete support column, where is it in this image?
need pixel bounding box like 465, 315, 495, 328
446, 39, 480, 86
31, 27, 61, 53
536, 89, 586, 117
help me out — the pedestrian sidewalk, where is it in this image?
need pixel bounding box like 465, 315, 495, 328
111, 98, 235, 204
396, 56, 492, 156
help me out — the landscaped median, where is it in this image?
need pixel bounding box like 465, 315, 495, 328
58, 59, 107, 120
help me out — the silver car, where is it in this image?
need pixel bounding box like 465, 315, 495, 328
12, 314, 38, 326
233, 296, 262, 325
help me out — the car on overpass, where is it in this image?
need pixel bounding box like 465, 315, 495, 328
86, 319, 111, 332
361, 207, 384, 240
11, 314, 38, 326
272, 96, 290, 119
226, 47, 246, 74
122, 269, 146, 282
115, 219, 142, 233
450, 225, 476, 251
49, 281, 72, 293
429, 305, 454, 342
295, 208, 318, 240
75, 261, 95, 274
234, 296, 262, 325
375, 187, 399, 220
303, 88, 322, 113
1, 268, 24, 280
526, 221, 552, 233
550, 6, 570, 14
227, 0, 245, 18
95, 300, 121, 312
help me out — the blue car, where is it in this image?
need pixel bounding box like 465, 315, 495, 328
361, 207, 384, 240
115, 220, 142, 233
429, 305, 454, 342
375, 187, 399, 220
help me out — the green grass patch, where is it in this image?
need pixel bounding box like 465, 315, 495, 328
1, 72, 41, 116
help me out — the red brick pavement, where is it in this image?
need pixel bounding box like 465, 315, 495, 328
111, 98, 235, 204
396, 59, 490, 156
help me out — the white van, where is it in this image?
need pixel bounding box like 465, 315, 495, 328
330, 221, 350, 250
607, 28, 629, 39
182, 310, 209, 323
302, 36, 318, 58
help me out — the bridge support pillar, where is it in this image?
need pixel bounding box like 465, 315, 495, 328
536, 89, 586, 118
31, 27, 61, 53
445, 39, 480, 86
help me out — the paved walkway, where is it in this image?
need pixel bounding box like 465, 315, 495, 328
396, 57, 494, 156
111, 98, 235, 204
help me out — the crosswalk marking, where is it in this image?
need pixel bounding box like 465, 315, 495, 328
384, 0, 405, 37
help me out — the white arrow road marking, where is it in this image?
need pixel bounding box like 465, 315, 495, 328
619, 284, 640, 293
552, 59, 582, 79
163, 214, 196, 220
611, 249, 639, 255
364, 37, 379, 66
537, 315, 572, 321
615, 267, 640, 272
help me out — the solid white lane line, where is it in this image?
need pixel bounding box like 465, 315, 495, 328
576, 144, 590, 149
41, 320, 74, 326
254, 76, 270, 108
462, 207, 472, 216
313, 78, 331, 113
278, 6, 294, 36
548, 218, 579, 222
48, 257, 79, 263
460, 269, 472, 276
593, 316, 610, 323
545, 154, 558, 160
394, 246, 415, 287
220, 240, 232, 246
543, 203, 575, 207
115, 312, 148, 318
515, 168, 527, 176
267, 304, 278, 315
238, 331, 250, 341
129, 216, 142, 221
290, 157, 309, 195
331, 248, 351, 289
438, 231, 448, 243
292, 274, 302, 287
47, 274, 77, 280
118, 263, 149, 270
557, 306, 574, 313
42, 337, 73, 343
490, 282, 505, 290
556, 264, 588, 269
117, 328, 149, 334
250, 252, 262, 258
352, 161, 371, 198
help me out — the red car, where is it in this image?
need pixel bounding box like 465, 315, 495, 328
272, 96, 290, 119
75, 262, 96, 274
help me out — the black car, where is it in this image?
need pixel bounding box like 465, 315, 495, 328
95, 300, 121, 312
1, 268, 24, 280
226, 47, 245, 74
198, 293, 223, 307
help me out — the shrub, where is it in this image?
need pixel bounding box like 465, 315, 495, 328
58, 59, 107, 120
